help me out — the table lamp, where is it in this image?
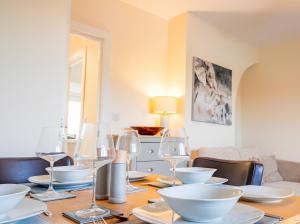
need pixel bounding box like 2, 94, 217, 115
151, 96, 177, 129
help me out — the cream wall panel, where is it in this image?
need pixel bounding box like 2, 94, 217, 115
0, 0, 70, 156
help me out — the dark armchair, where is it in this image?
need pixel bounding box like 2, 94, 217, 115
0, 156, 73, 184
192, 157, 264, 186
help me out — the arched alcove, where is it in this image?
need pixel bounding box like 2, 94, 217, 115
237, 57, 300, 161
235, 63, 260, 147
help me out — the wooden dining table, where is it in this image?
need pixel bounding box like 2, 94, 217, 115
41, 175, 300, 224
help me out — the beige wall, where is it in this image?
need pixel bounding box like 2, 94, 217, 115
71, 2, 260, 148
167, 13, 257, 149
166, 14, 188, 129
69, 34, 100, 123
72, 0, 168, 133
0, 0, 70, 156
240, 41, 300, 161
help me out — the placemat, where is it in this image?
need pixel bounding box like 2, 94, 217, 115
29, 184, 92, 194
127, 187, 148, 194
146, 182, 169, 188
30, 192, 76, 202
63, 206, 123, 224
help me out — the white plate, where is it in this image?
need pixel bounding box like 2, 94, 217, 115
28, 175, 92, 187
157, 176, 228, 186
133, 202, 264, 224
129, 171, 149, 182
0, 198, 47, 224
241, 185, 294, 203
205, 177, 228, 185
157, 177, 182, 186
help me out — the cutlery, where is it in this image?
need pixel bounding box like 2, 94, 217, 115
265, 213, 283, 221
43, 210, 52, 216
111, 212, 132, 222
99, 216, 107, 224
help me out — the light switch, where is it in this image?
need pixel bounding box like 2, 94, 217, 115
112, 113, 120, 121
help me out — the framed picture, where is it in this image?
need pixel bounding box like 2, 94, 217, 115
192, 56, 232, 125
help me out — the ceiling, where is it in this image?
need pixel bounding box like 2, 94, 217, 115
120, 0, 300, 47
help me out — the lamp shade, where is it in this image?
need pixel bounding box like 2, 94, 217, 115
151, 96, 177, 114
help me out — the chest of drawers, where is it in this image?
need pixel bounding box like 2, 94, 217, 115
133, 136, 187, 176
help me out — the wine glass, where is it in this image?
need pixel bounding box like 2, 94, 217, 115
33, 126, 68, 200
74, 123, 115, 218
159, 128, 190, 186
116, 128, 141, 192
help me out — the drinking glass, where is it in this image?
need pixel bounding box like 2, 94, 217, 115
159, 128, 190, 186
34, 126, 68, 200
74, 123, 115, 218
116, 128, 141, 191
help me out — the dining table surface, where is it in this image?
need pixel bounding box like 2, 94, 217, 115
38, 175, 300, 224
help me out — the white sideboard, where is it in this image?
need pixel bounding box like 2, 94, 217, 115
133, 136, 187, 176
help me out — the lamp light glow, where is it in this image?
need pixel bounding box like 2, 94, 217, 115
151, 96, 177, 115
151, 96, 177, 129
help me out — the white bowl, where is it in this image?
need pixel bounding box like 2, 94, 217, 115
158, 184, 242, 222
175, 167, 217, 184
46, 166, 91, 182
0, 184, 30, 217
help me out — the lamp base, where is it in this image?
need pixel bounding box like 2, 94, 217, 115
160, 114, 169, 129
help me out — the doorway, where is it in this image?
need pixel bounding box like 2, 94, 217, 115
65, 34, 102, 154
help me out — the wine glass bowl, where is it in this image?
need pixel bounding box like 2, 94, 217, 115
74, 123, 115, 218
33, 126, 68, 201
159, 128, 190, 185
116, 129, 141, 191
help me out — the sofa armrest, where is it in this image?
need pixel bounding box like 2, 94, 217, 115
277, 160, 300, 182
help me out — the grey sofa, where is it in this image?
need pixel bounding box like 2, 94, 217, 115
191, 147, 300, 195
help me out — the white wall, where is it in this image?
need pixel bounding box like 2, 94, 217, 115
72, 0, 168, 133
166, 13, 257, 149
185, 13, 257, 149
166, 14, 188, 130
0, 0, 70, 156
240, 41, 300, 161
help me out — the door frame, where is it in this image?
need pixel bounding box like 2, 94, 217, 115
70, 21, 112, 125
66, 47, 87, 136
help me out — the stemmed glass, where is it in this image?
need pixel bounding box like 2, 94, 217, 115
116, 128, 141, 192
33, 126, 68, 201
159, 128, 190, 186
74, 123, 115, 218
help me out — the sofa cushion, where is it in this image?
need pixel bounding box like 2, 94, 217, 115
191, 147, 241, 161
237, 147, 261, 161
191, 147, 263, 161
264, 181, 300, 195
259, 155, 283, 183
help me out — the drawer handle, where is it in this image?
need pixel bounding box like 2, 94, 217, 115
147, 168, 154, 173
148, 149, 154, 154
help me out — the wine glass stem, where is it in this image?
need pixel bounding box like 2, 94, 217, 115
91, 167, 97, 208
171, 162, 176, 224
48, 161, 55, 191
171, 162, 176, 186
126, 159, 130, 186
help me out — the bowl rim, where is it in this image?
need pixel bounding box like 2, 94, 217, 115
0, 184, 30, 199
46, 165, 90, 172
130, 126, 164, 129
158, 184, 243, 201
175, 167, 217, 173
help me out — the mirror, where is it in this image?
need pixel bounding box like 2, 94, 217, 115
66, 48, 86, 138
